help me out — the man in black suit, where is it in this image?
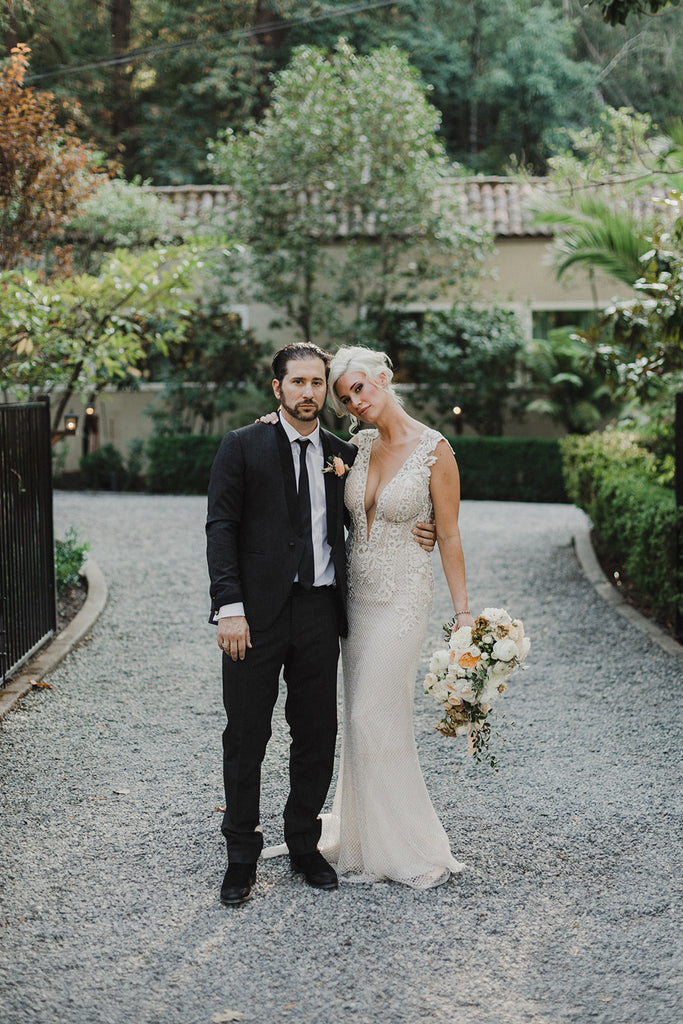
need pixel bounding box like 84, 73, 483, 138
206, 343, 356, 905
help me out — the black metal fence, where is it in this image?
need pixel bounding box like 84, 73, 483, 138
0, 399, 56, 687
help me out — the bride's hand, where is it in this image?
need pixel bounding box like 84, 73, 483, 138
412, 521, 436, 552
453, 611, 475, 629
255, 411, 279, 424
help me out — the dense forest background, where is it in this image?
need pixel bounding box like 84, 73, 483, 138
2, 0, 681, 184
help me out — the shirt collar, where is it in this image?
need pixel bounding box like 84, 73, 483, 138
279, 411, 321, 451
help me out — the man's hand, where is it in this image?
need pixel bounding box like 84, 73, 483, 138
413, 521, 436, 552
217, 615, 252, 661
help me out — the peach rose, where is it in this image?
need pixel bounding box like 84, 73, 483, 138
458, 651, 481, 669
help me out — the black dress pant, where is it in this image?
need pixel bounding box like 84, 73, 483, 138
221, 586, 340, 863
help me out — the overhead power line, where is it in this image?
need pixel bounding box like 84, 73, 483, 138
25, 0, 406, 82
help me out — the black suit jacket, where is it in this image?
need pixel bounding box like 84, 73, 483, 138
206, 420, 357, 635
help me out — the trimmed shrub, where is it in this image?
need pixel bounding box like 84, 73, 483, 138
444, 437, 567, 502
79, 439, 147, 491
560, 430, 681, 621
146, 435, 222, 494
145, 432, 567, 502
80, 443, 126, 490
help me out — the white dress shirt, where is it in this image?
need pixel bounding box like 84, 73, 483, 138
217, 413, 335, 620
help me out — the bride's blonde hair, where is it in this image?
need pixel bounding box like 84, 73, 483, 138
328, 346, 401, 430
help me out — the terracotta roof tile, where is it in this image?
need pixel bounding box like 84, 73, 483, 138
146, 177, 671, 239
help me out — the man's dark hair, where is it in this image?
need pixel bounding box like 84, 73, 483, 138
271, 343, 332, 384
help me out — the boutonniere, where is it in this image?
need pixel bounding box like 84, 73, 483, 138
323, 455, 352, 478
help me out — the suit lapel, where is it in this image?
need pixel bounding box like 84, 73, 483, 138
321, 430, 339, 546
274, 420, 300, 529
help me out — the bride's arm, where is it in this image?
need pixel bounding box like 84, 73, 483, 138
429, 440, 475, 628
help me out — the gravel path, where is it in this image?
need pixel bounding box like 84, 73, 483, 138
1, 493, 681, 1024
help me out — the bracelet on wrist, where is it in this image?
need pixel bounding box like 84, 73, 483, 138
454, 610, 470, 617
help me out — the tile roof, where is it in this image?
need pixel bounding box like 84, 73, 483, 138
147, 177, 671, 239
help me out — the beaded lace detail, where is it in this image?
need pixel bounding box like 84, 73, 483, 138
344, 427, 440, 637
318, 426, 466, 888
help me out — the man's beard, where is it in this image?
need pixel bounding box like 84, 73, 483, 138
280, 397, 322, 423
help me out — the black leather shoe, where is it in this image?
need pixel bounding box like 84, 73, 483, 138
290, 850, 338, 890
220, 862, 257, 906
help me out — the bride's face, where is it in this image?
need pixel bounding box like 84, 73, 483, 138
335, 371, 388, 422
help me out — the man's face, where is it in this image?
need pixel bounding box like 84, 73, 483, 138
273, 357, 328, 427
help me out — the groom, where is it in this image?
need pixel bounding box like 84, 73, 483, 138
206, 343, 357, 905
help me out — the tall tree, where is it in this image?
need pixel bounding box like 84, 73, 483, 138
0, 43, 99, 270
5, 0, 681, 181
0, 245, 202, 436
209, 40, 491, 347
286, 0, 601, 174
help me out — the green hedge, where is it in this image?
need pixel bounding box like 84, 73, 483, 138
145, 432, 567, 501
146, 435, 222, 494
560, 430, 681, 620
445, 436, 567, 502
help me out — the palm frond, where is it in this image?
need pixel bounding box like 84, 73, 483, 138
535, 195, 645, 287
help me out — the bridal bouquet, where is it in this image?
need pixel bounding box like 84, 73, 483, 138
423, 607, 530, 767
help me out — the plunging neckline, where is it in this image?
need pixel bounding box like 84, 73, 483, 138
361, 428, 431, 539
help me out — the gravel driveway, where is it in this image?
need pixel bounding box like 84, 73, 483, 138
0, 492, 681, 1024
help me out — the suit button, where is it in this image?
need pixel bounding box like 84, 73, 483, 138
288, 541, 295, 549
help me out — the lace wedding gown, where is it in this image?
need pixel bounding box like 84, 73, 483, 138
318, 427, 466, 888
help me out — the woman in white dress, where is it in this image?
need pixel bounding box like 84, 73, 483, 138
318, 346, 475, 888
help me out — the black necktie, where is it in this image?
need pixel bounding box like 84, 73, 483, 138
296, 438, 314, 589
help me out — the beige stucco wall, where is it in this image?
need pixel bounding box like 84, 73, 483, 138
52, 387, 163, 475
52, 233, 630, 473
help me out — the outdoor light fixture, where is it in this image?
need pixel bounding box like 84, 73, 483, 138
452, 405, 462, 417
64, 411, 79, 434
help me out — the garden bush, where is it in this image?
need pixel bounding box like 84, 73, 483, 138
80, 441, 146, 491
146, 435, 222, 494
145, 433, 567, 501
560, 430, 681, 621
55, 527, 89, 596
80, 443, 126, 490
444, 437, 567, 502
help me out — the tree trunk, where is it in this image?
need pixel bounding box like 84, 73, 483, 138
254, 0, 285, 50
4, 0, 17, 56
469, 8, 481, 160
110, 0, 134, 171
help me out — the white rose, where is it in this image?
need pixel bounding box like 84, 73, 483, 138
492, 637, 518, 662
480, 607, 512, 627
430, 649, 451, 674
508, 620, 525, 640
449, 626, 472, 651
457, 679, 478, 702
430, 678, 450, 703
517, 636, 531, 660
481, 681, 501, 705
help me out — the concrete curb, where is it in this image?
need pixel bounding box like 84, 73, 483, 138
0, 557, 108, 721
573, 528, 683, 662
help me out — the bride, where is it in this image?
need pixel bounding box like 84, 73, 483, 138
268, 345, 475, 888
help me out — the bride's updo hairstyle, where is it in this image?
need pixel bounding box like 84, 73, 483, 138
328, 346, 401, 431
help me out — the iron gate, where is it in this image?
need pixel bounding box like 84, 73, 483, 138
0, 398, 56, 687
